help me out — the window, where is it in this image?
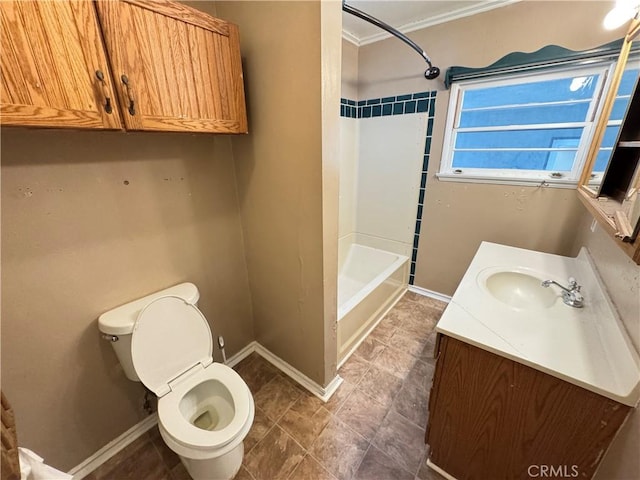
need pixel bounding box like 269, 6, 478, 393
439, 61, 638, 186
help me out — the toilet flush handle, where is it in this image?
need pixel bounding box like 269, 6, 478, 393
101, 333, 119, 342
218, 336, 227, 364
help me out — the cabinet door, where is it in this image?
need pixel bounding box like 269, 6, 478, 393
426, 336, 630, 480
0, 0, 123, 129
95, 0, 247, 134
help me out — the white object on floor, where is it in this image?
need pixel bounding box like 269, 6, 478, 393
19, 447, 72, 480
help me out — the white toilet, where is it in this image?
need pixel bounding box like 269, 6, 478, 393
98, 283, 254, 480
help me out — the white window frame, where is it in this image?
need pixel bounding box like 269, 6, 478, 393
437, 62, 618, 188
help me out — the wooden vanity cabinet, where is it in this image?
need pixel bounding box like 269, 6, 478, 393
95, 0, 247, 134
426, 335, 631, 480
0, 0, 123, 130
1, 0, 247, 134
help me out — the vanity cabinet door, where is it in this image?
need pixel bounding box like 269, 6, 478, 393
426, 336, 630, 480
0, 0, 123, 129
95, 0, 247, 134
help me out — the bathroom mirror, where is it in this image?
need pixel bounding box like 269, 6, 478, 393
583, 62, 640, 193
578, 19, 640, 264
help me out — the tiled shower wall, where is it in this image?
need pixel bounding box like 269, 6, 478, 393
339, 92, 436, 284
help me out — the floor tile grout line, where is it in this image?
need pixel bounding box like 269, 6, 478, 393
347, 383, 394, 411
243, 420, 279, 458
304, 449, 342, 480
241, 466, 257, 480
284, 453, 305, 480
303, 416, 371, 480
252, 374, 304, 426
275, 403, 332, 454
145, 433, 176, 477
307, 411, 372, 467
363, 442, 418, 480
338, 359, 372, 399
387, 382, 430, 437
370, 403, 429, 476
349, 441, 373, 480
243, 422, 310, 480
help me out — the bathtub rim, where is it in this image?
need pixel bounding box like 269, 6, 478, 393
338, 244, 409, 320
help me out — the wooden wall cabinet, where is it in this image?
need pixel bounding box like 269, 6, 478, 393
426, 335, 631, 480
0, 1, 123, 130
0, 0, 247, 134
95, 0, 247, 133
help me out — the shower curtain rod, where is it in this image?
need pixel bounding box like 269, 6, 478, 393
342, 1, 440, 79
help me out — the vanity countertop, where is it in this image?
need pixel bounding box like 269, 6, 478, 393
436, 242, 640, 406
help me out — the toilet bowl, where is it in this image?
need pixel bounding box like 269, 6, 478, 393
98, 283, 254, 480
157, 363, 254, 479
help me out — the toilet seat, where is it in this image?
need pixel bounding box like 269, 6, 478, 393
158, 363, 253, 453
132, 295, 213, 397
131, 296, 254, 455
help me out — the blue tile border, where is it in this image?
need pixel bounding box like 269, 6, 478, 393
410, 94, 436, 285
340, 91, 436, 119
339, 91, 437, 285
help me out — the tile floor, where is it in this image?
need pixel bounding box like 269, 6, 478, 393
87, 292, 447, 480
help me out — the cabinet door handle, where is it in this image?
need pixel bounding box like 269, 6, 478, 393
95, 70, 112, 114
120, 75, 136, 116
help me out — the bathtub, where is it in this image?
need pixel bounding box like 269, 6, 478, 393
337, 243, 409, 363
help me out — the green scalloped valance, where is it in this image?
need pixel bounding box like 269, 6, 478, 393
444, 39, 638, 88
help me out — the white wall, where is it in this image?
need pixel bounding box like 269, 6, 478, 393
338, 116, 359, 269
355, 114, 427, 255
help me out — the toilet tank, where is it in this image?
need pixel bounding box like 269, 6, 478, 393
98, 283, 200, 381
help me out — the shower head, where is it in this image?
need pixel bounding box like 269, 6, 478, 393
425, 65, 440, 80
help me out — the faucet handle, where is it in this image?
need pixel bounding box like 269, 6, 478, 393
568, 277, 581, 292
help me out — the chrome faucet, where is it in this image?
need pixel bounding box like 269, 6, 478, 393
541, 277, 584, 308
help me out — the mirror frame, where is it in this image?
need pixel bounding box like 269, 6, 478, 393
578, 18, 640, 264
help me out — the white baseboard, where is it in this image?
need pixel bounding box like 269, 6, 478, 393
426, 459, 458, 480
252, 342, 343, 402
408, 284, 452, 303
224, 341, 257, 368
69, 342, 342, 478
68, 413, 158, 479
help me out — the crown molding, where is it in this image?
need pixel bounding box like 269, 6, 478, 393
343, 0, 520, 47
342, 29, 361, 46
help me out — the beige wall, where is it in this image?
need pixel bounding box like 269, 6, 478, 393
1, 129, 254, 470
356, 0, 623, 295
215, 1, 338, 386
321, 0, 342, 383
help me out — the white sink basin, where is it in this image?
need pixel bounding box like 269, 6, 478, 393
437, 242, 640, 406
484, 271, 557, 309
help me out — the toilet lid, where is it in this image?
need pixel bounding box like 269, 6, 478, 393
131, 296, 212, 397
